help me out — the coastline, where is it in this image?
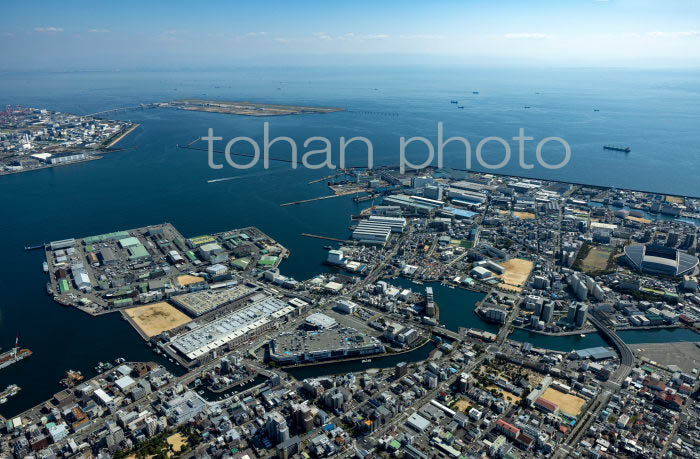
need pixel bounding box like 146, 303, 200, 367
103, 123, 140, 148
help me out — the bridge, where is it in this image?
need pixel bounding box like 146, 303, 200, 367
589, 313, 634, 384
86, 103, 157, 118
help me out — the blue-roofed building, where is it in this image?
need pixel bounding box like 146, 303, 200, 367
571, 346, 616, 361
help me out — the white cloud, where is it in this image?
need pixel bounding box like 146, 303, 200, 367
34, 27, 63, 33
362, 34, 390, 40
399, 34, 446, 40
88, 28, 111, 33
504, 32, 551, 39
647, 30, 700, 38
246, 31, 267, 37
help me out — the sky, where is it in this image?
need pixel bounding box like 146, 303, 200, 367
1, 0, 699, 70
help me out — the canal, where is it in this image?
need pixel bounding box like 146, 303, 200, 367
285, 279, 700, 379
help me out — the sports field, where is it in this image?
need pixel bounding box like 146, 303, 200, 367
541, 388, 586, 417
125, 302, 192, 337
580, 245, 616, 273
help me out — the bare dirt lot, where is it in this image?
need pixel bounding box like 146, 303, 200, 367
453, 399, 472, 412
125, 302, 192, 338
498, 258, 534, 290
513, 211, 536, 220
541, 387, 586, 417
176, 274, 205, 287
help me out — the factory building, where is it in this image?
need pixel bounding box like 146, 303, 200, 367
383, 194, 441, 215
352, 220, 392, 245
367, 215, 407, 233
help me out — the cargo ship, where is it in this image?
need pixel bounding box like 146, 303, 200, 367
0, 336, 32, 370
603, 145, 631, 153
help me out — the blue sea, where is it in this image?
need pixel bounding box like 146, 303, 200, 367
0, 66, 699, 416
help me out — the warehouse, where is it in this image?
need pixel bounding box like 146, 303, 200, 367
171, 283, 255, 317
571, 346, 616, 361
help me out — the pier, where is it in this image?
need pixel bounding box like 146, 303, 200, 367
308, 172, 344, 184
279, 191, 355, 207
301, 233, 350, 243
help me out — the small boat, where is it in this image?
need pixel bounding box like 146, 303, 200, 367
323, 245, 333, 250
594, 109, 600, 112
580, 334, 586, 338
472, 91, 479, 94
46, 282, 53, 296
457, 106, 464, 109
450, 100, 458, 104
42, 262, 48, 273
524, 106, 531, 109
361, 359, 372, 363
603, 145, 631, 153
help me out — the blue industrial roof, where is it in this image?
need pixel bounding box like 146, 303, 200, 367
443, 207, 477, 218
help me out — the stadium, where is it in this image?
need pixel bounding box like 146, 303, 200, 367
623, 244, 698, 277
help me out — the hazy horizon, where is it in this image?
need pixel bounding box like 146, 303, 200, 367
2, 0, 699, 71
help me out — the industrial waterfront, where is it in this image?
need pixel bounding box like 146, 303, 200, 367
1, 68, 700, 459
1, 93, 700, 419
